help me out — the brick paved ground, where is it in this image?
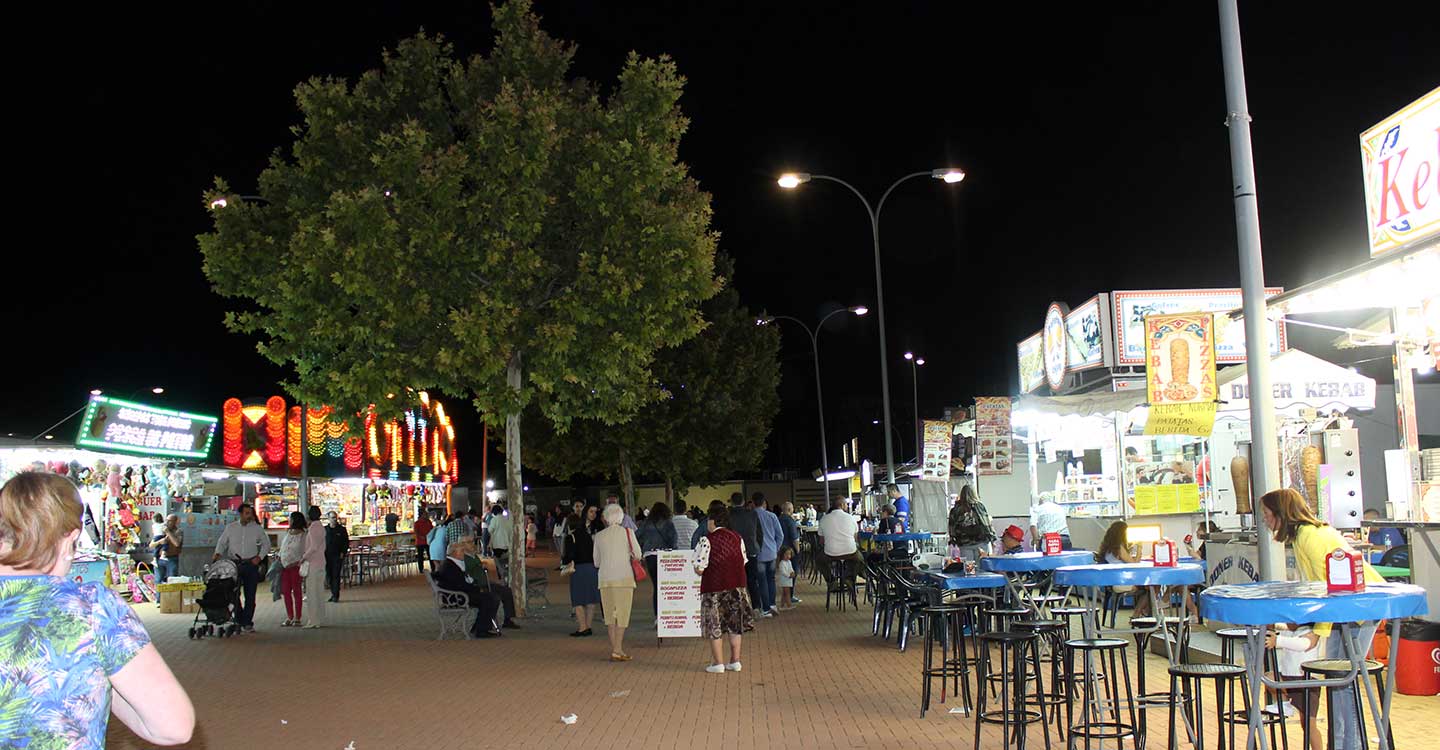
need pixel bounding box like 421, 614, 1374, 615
108, 552, 1437, 750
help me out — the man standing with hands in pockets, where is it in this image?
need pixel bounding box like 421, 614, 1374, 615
214, 503, 271, 633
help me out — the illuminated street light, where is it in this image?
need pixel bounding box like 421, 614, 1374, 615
90, 389, 102, 396
932, 168, 966, 184
151, 387, 165, 395
776, 172, 812, 189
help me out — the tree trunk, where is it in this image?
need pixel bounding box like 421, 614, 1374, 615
619, 450, 636, 519
664, 476, 674, 509
505, 354, 527, 615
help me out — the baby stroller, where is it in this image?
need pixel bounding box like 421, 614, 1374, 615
189, 558, 242, 639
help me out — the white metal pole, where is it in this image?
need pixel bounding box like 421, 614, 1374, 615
1218, 0, 1285, 581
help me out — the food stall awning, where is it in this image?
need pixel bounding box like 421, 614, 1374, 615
1014, 391, 1148, 421
1215, 349, 1376, 418
1231, 241, 1438, 319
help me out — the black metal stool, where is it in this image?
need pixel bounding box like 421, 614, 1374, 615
825, 559, 857, 612
984, 608, 1038, 694
975, 630, 1052, 750
1215, 628, 1288, 750
1129, 615, 1191, 716
1016, 619, 1070, 741
921, 603, 972, 717
1299, 658, 1392, 750
1064, 638, 1140, 750
1166, 663, 1246, 750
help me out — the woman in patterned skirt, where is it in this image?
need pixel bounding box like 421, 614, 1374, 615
693, 500, 754, 673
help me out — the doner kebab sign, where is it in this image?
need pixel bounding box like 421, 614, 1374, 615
1144, 313, 1218, 436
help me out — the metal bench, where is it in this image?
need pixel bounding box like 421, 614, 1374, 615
424, 571, 476, 640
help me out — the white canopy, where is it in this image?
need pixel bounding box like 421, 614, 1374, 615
1216, 349, 1376, 419
1014, 391, 1146, 422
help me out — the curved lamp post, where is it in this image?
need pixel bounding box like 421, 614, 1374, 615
758, 305, 868, 504
904, 352, 926, 461
778, 168, 964, 484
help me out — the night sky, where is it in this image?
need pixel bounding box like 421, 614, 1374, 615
6, 2, 1437, 485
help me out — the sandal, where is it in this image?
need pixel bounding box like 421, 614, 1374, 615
610, 653, 632, 662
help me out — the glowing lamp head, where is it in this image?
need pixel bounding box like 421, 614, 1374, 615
151, 387, 165, 395
777, 172, 812, 189
932, 168, 966, 184
850, 306, 869, 316
756, 317, 774, 326
916, 358, 926, 366
90, 389, 102, 396
209, 197, 229, 209
904, 352, 914, 361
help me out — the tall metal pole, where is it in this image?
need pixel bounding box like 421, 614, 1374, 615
768, 310, 857, 505
1218, 0, 1284, 581
909, 359, 921, 461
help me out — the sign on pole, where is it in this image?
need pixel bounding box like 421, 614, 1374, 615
1143, 313, 1219, 436
1361, 87, 1440, 257
655, 550, 701, 639
920, 420, 953, 481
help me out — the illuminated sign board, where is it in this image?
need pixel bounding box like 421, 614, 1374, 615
1113, 288, 1286, 366
1017, 332, 1044, 393
1361, 87, 1440, 257
75, 396, 218, 459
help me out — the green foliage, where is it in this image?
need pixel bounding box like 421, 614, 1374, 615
524, 257, 782, 489
199, 0, 720, 426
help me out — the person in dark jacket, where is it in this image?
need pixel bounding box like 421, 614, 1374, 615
563, 507, 602, 637
636, 502, 678, 612
727, 493, 763, 614
434, 541, 502, 638
323, 511, 349, 602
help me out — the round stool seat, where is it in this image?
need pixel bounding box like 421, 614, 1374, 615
1014, 619, 1067, 631
1214, 627, 1250, 640
1130, 616, 1157, 628
1066, 637, 1128, 651
980, 629, 1037, 644
922, 604, 968, 614
985, 607, 1031, 617
1300, 658, 1385, 677
1168, 662, 1246, 679
1051, 606, 1091, 615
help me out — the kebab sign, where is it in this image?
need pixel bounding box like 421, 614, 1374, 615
1143, 313, 1218, 436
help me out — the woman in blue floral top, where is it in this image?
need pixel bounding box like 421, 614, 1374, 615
0, 471, 194, 749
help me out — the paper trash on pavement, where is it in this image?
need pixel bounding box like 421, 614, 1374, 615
561, 714, 578, 725
608, 690, 630, 698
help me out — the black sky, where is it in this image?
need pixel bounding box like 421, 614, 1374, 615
6, 1, 1437, 484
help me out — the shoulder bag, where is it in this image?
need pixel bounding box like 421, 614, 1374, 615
627, 527, 648, 581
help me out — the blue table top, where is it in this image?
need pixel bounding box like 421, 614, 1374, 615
1054, 562, 1205, 587
1198, 581, 1429, 626
922, 571, 1008, 591
982, 550, 1094, 572
859, 532, 931, 542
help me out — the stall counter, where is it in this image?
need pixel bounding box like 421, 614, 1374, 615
350, 531, 415, 550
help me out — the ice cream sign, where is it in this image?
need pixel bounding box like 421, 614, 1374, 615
75, 395, 218, 459
1362, 87, 1440, 257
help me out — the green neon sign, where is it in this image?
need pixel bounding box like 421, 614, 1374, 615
74, 395, 218, 460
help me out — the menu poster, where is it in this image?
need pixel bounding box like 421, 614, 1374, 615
1017, 333, 1044, 393
920, 420, 953, 482
974, 397, 1013, 476
179, 511, 239, 548
1144, 313, 1219, 437
655, 551, 702, 638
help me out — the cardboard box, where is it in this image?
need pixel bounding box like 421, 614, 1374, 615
160, 590, 184, 613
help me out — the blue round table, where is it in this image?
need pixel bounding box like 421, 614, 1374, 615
858, 532, 931, 542
1198, 581, 1427, 750
922, 571, 1008, 591
980, 550, 1094, 614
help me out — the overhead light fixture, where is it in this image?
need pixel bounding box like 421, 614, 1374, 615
916, 358, 926, 366
201, 470, 232, 480
777, 172, 812, 189
90, 389, 103, 396
44, 435, 54, 440
522, 485, 530, 492
850, 306, 869, 316
815, 469, 857, 482
756, 317, 772, 326
931, 168, 966, 184
151, 387, 165, 395
485, 479, 495, 489
209, 197, 229, 209
904, 352, 914, 361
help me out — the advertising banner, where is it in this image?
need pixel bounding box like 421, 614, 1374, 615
656, 551, 702, 638
75, 395, 218, 460
920, 420, 953, 482
1017, 333, 1044, 393
1113, 289, 1285, 365
1361, 87, 1440, 257
1064, 296, 1107, 372
1144, 313, 1218, 436
974, 397, 1013, 476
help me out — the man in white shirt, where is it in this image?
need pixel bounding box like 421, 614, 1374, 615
213, 503, 271, 632
818, 499, 863, 590
488, 504, 513, 578
1029, 498, 1072, 550
670, 500, 699, 550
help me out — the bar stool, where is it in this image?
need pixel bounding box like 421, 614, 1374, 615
1015, 619, 1070, 740
1215, 629, 1288, 750
921, 603, 972, 717
1166, 662, 1247, 750
1064, 638, 1140, 750
984, 607, 1038, 694
1129, 615, 1191, 714
825, 560, 858, 612
1299, 658, 1392, 750
975, 630, 1052, 750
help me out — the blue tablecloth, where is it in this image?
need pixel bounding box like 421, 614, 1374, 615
859, 532, 931, 543
922, 571, 1008, 591
981, 550, 1094, 572
1054, 562, 1205, 588
1198, 581, 1429, 626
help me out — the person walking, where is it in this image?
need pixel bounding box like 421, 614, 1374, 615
0, 472, 195, 748
604, 493, 638, 530
694, 501, 754, 673
551, 506, 567, 555
278, 512, 307, 627
149, 513, 183, 585
947, 484, 996, 561
489, 503, 513, 579
412, 512, 433, 575
324, 511, 348, 602
754, 494, 784, 617
593, 504, 644, 661
1260, 488, 1384, 750
213, 503, 271, 632
302, 506, 327, 628
671, 500, 698, 550
563, 507, 602, 637
636, 502, 678, 612
428, 513, 453, 574
726, 492, 763, 616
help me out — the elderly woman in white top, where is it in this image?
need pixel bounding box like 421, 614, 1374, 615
592, 503, 643, 662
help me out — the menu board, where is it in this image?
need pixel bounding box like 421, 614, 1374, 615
1017, 333, 1044, 393
974, 397, 1013, 476
1143, 313, 1219, 437
656, 551, 702, 638
1132, 483, 1201, 515
178, 511, 239, 549
920, 420, 953, 482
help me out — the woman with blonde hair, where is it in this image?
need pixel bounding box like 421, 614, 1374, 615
1260, 488, 1383, 750
593, 503, 644, 661
0, 472, 194, 747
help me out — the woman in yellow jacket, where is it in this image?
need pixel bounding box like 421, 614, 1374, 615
1259, 488, 1383, 750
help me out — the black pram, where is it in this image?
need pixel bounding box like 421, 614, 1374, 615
189, 558, 242, 639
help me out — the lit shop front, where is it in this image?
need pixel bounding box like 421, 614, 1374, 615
214, 392, 459, 547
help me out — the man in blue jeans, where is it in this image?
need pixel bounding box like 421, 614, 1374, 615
754, 493, 785, 617
213, 504, 271, 632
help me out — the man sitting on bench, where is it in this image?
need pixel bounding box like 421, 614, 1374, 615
434, 540, 503, 638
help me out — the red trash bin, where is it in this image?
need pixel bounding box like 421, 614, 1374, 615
1396, 618, 1440, 696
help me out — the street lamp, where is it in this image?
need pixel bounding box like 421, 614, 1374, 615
904, 352, 926, 460
777, 167, 965, 483
208, 194, 267, 210
758, 305, 868, 503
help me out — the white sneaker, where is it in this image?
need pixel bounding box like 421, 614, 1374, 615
726, 661, 742, 672
768, 606, 780, 616
761, 610, 774, 618
705, 664, 726, 674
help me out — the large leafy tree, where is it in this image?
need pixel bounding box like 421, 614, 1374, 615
199, 1, 719, 610
524, 259, 782, 509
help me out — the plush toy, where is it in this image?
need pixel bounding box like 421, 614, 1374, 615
107, 468, 122, 499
